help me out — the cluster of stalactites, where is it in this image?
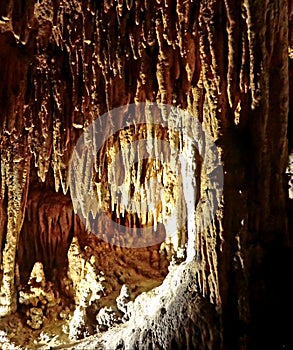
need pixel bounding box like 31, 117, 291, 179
0, 0, 259, 196
0, 0, 201, 194
0, 0, 267, 311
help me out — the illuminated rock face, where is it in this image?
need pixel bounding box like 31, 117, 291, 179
0, 0, 292, 349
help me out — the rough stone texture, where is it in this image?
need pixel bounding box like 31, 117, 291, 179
0, 0, 292, 349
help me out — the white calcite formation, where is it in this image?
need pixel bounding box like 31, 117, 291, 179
63, 261, 220, 350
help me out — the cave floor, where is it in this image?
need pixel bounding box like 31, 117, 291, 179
0, 235, 169, 349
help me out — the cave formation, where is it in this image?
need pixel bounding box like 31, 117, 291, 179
0, 0, 292, 349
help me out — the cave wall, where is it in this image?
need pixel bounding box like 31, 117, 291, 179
0, 0, 292, 349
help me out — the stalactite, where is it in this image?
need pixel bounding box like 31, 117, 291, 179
0, 142, 30, 316
224, 0, 242, 109
242, 0, 262, 109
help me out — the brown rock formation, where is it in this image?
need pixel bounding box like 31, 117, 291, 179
0, 0, 292, 349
